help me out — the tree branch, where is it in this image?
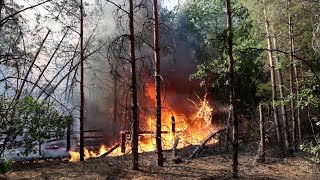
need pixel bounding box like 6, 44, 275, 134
245, 47, 320, 83
0, 0, 52, 26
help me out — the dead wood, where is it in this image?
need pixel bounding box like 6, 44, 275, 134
100, 143, 120, 158
172, 137, 182, 164
189, 128, 226, 159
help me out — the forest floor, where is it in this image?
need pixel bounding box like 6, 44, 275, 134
1, 147, 320, 180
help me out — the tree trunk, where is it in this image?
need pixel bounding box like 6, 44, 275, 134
263, 0, 285, 156
226, 0, 238, 178
288, 0, 299, 152
294, 65, 302, 142
129, 0, 139, 170
298, 62, 303, 142
256, 104, 265, 163
225, 108, 231, 152
271, 26, 287, 157
79, 0, 85, 162
113, 62, 118, 137
0, 0, 3, 22
15, 30, 51, 100
66, 122, 71, 151
29, 28, 69, 95
153, 0, 163, 167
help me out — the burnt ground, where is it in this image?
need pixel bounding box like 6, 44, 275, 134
1, 147, 320, 180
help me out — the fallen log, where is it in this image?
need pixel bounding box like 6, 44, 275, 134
99, 143, 120, 158
189, 128, 226, 159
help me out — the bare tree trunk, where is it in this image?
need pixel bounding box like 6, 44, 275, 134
129, 0, 139, 170
0, 0, 3, 22
263, 1, 285, 156
66, 122, 71, 151
79, 0, 85, 162
29, 28, 69, 95
288, 0, 299, 152
226, 0, 238, 178
37, 42, 79, 100
271, 27, 287, 157
297, 71, 301, 142
15, 30, 51, 100
298, 63, 303, 142
153, 0, 163, 167
113, 62, 118, 137
225, 110, 231, 152
256, 104, 265, 163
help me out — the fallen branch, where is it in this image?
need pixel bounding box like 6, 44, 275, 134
189, 128, 226, 159
99, 143, 120, 158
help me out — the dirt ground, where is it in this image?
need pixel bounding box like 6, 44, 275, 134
1, 149, 319, 180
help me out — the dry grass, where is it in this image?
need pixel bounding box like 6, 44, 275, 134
1, 150, 319, 180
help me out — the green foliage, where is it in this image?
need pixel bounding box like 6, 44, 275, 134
300, 135, 320, 163
0, 160, 13, 174
298, 71, 320, 108
0, 96, 72, 156
185, 0, 266, 114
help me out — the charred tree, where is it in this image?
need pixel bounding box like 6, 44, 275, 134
113, 62, 118, 137
79, 0, 85, 162
225, 108, 231, 152
129, 0, 139, 170
153, 0, 163, 167
226, 0, 239, 178
263, 0, 285, 156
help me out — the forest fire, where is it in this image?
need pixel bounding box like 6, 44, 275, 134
69, 84, 219, 162
69, 145, 121, 162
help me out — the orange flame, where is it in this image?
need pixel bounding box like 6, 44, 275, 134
69, 145, 123, 162
69, 85, 219, 162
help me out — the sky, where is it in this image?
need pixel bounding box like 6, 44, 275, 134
162, 0, 185, 10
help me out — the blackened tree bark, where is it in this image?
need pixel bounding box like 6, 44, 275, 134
79, 0, 85, 162
263, 0, 285, 156
113, 62, 118, 137
129, 0, 139, 170
153, 0, 163, 167
226, 0, 238, 178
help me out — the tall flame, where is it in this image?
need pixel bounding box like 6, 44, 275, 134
69, 84, 218, 162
